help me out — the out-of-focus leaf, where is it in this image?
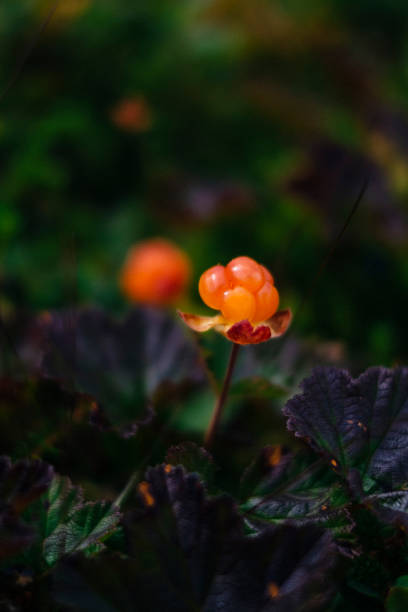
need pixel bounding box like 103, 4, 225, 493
52, 465, 338, 611
165, 442, 216, 488
0, 511, 34, 562
170, 388, 215, 433
230, 377, 288, 399
0, 376, 98, 457
243, 336, 347, 394
395, 576, 408, 588
386, 585, 408, 612
0, 456, 54, 514
0, 456, 53, 560
287, 141, 408, 245
150, 173, 254, 226
23, 307, 206, 436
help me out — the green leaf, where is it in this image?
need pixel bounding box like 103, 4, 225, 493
24, 474, 121, 568
51, 465, 339, 612
43, 500, 120, 565
170, 388, 215, 433
386, 586, 408, 612
241, 447, 345, 526
230, 377, 288, 399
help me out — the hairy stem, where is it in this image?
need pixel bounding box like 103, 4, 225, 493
204, 343, 240, 448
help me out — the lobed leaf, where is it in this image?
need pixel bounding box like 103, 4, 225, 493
25, 307, 206, 436
284, 366, 408, 489
165, 442, 216, 489
240, 447, 345, 527
51, 465, 339, 611
24, 474, 121, 568
0, 376, 98, 457
43, 500, 121, 565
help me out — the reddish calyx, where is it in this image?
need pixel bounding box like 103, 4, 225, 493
180, 256, 290, 345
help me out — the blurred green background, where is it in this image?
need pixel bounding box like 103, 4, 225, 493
2, 0, 408, 366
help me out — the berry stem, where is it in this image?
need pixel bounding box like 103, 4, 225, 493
204, 343, 240, 448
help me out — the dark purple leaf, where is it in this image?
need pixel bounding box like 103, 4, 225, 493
284, 367, 408, 489
0, 376, 99, 457
0, 456, 54, 514
51, 465, 339, 612
23, 307, 205, 435
165, 442, 216, 490
0, 456, 53, 560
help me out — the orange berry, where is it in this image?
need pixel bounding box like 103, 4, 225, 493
199, 265, 229, 310
221, 286, 256, 322
226, 256, 264, 292
260, 264, 274, 285
253, 281, 279, 322
120, 239, 191, 305
112, 96, 151, 132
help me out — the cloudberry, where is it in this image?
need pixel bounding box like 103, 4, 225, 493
253, 281, 279, 322
226, 256, 264, 292
260, 264, 274, 285
222, 286, 256, 321
120, 238, 191, 305
198, 265, 228, 310
198, 256, 279, 323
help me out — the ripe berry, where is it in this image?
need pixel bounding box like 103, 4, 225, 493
221, 286, 256, 322
260, 264, 274, 285
112, 96, 151, 132
199, 265, 228, 310
120, 238, 191, 305
253, 281, 279, 322
226, 256, 264, 292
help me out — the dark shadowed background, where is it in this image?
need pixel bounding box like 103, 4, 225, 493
2, 0, 408, 366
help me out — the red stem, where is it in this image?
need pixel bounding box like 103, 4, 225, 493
204, 343, 240, 448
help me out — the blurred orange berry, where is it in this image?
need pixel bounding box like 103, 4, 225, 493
120, 239, 191, 306
111, 97, 152, 132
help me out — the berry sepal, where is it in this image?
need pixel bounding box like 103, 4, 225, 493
178, 309, 292, 345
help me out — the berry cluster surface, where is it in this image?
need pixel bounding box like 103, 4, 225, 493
199, 256, 279, 323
